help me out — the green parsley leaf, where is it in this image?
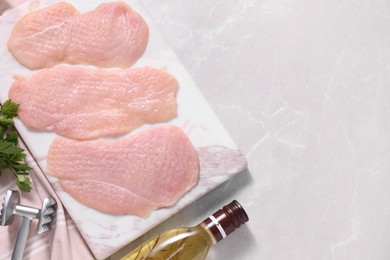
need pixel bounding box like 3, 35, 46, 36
5, 130, 18, 144
0, 141, 23, 154
1, 99, 19, 118
0, 99, 32, 192
0, 116, 15, 126
14, 172, 31, 192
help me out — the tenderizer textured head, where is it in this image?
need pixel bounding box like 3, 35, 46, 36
37, 197, 57, 234
0, 190, 20, 226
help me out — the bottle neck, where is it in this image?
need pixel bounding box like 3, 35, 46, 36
200, 200, 249, 243
202, 213, 230, 243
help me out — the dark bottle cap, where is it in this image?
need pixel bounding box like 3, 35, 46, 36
202, 200, 249, 242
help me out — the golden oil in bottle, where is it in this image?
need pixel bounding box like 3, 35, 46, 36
121, 200, 249, 260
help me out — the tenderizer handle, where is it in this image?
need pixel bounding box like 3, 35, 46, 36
11, 216, 32, 260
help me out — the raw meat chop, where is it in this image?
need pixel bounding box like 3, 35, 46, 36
7, 1, 148, 69
47, 125, 200, 217
9, 65, 178, 139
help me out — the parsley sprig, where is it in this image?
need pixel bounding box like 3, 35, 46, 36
0, 100, 31, 192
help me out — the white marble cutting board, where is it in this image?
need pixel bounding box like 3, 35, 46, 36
0, 0, 247, 259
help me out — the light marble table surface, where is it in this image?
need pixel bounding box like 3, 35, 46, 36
112, 1, 390, 259
1, 0, 389, 259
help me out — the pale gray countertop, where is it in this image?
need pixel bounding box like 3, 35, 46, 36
1, 0, 389, 259
112, 1, 390, 259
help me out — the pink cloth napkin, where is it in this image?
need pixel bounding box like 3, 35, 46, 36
0, 140, 95, 260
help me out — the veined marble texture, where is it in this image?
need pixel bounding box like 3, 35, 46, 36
1, 0, 390, 259
112, 0, 390, 260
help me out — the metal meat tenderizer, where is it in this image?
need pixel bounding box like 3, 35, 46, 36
0, 190, 57, 260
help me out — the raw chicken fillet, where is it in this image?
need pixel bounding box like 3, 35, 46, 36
7, 1, 148, 69
9, 66, 178, 139
47, 125, 200, 217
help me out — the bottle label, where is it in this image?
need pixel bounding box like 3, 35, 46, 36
208, 215, 227, 239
